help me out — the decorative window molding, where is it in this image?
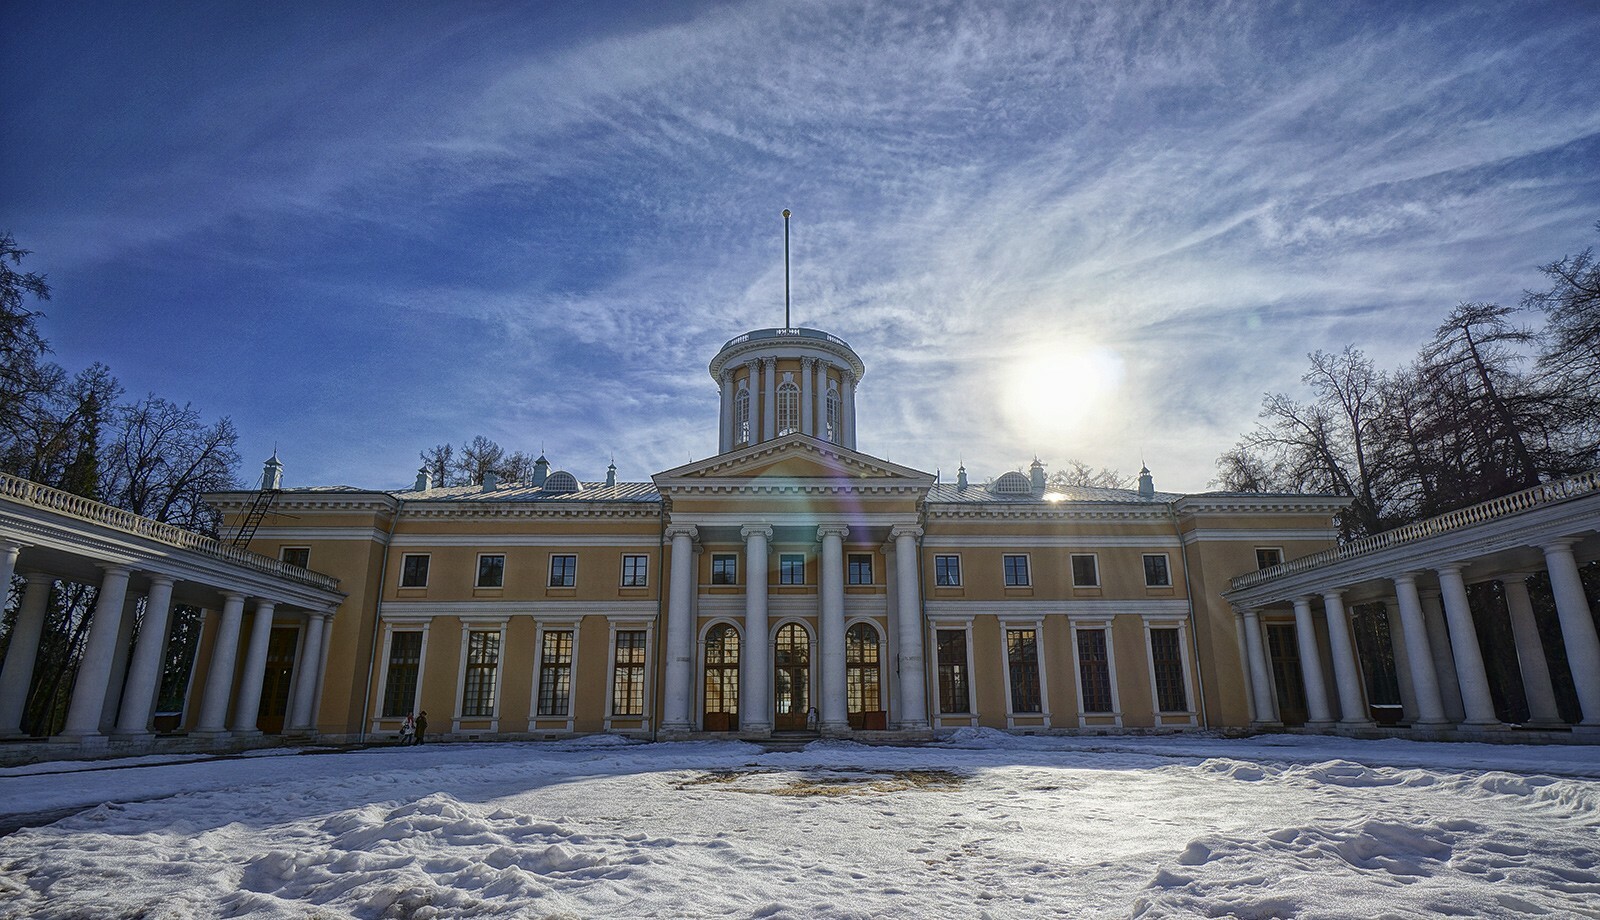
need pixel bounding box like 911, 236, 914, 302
780, 553, 806, 585
934, 554, 962, 587
1069, 618, 1122, 727
1003, 553, 1031, 587
1070, 553, 1100, 588
844, 619, 883, 727
1000, 617, 1049, 727
777, 381, 800, 436
1143, 616, 1198, 727
279, 546, 311, 569
549, 553, 577, 587
476, 553, 506, 588
735, 385, 752, 446
847, 553, 873, 585
1255, 547, 1284, 570
605, 620, 654, 728
711, 553, 738, 585
372, 622, 429, 730
530, 624, 577, 731
399, 553, 430, 588
453, 619, 508, 733
621, 554, 649, 587
699, 619, 742, 731
1143, 553, 1172, 588
932, 622, 975, 722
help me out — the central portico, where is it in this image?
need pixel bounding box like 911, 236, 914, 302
656, 326, 935, 737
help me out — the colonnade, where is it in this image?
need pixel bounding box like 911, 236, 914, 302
0, 540, 336, 744
717, 355, 858, 452
1237, 537, 1600, 734
659, 523, 926, 734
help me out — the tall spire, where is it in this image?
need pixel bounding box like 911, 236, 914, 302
782, 208, 791, 329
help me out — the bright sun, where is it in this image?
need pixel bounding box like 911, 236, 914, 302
1000, 344, 1125, 445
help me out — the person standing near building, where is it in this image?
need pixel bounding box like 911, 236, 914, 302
399, 713, 415, 745
414, 711, 427, 745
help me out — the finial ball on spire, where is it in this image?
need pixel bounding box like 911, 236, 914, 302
782, 209, 791, 218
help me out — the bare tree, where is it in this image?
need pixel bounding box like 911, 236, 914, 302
1048, 459, 1129, 489
419, 443, 454, 488
454, 435, 506, 485
101, 396, 241, 534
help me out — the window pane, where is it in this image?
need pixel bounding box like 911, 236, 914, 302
1077, 629, 1113, 713
401, 555, 429, 587
477, 554, 505, 588
846, 623, 880, 719
1004, 555, 1029, 586
848, 554, 873, 585
1006, 628, 1041, 713
1071, 554, 1098, 587
704, 625, 740, 717
1143, 554, 1170, 587
712, 554, 737, 585
381, 631, 423, 717
612, 630, 646, 716
550, 554, 577, 587
281, 547, 310, 569
1150, 628, 1188, 712
935, 556, 961, 586
780, 554, 805, 585
537, 630, 573, 716
1256, 548, 1283, 570
777, 382, 799, 436
462, 631, 500, 717
936, 629, 970, 713
622, 554, 648, 587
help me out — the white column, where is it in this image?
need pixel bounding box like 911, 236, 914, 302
288, 611, 328, 732
1542, 540, 1600, 730
1239, 608, 1279, 726
1291, 597, 1334, 726
100, 591, 141, 732
815, 363, 829, 441
818, 524, 849, 732
842, 370, 857, 449
1235, 612, 1258, 723
892, 525, 928, 730
58, 565, 134, 740
1501, 573, 1562, 726
1435, 565, 1499, 727
0, 541, 20, 612
1320, 591, 1372, 728
113, 575, 176, 737
761, 357, 777, 441
718, 370, 733, 453
0, 572, 52, 737
193, 592, 246, 737
661, 524, 697, 732
1392, 574, 1448, 726
741, 524, 772, 733
230, 600, 278, 734
311, 612, 336, 728
1419, 589, 1465, 722
800, 357, 814, 436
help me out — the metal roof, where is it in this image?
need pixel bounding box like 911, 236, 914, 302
387, 481, 661, 503
925, 483, 1183, 505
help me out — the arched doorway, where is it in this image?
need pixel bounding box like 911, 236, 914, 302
774, 623, 810, 731
703, 623, 740, 732
846, 622, 884, 729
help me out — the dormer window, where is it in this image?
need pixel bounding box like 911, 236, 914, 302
545, 471, 580, 493
992, 471, 1031, 495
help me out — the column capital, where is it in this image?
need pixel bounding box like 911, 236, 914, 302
22, 570, 53, 585
145, 573, 176, 588
254, 598, 278, 612
740, 523, 773, 542
1235, 606, 1259, 621
219, 590, 246, 604
1540, 537, 1582, 554
1499, 571, 1535, 582
1434, 562, 1466, 576
97, 563, 134, 577
0, 539, 24, 554
307, 609, 330, 624
889, 524, 923, 541
664, 523, 699, 542
1391, 571, 1421, 587
761, 355, 776, 369
1292, 594, 1317, 606
800, 355, 816, 368
816, 524, 850, 541
1319, 587, 1345, 601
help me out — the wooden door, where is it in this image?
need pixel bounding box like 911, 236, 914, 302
773, 623, 810, 731
257, 626, 299, 733
703, 624, 740, 731
1267, 623, 1308, 726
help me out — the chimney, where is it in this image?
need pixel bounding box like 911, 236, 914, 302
533, 454, 549, 487
1138, 465, 1155, 500
605, 461, 617, 488
415, 466, 433, 492
956, 463, 968, 491
262, 452, 284, 491
1030, 457, 1046, 495
483, 470, 499, 491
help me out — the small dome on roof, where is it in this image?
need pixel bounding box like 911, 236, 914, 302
544, 471, 581, 493
992, 471, 1031, 494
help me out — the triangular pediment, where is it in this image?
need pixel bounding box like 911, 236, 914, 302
652, 434, 934, 490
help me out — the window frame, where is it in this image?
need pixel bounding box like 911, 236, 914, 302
847, 553, 874, 586
548, 553, 578, 588
609, 627, 649, 718
735, 383, 752, 446
1144, 619, 1195, 720
379, 628, 425, 719
534, 627, 575, 718
279, 546, 311, 569
1002, 553, 1031, 587
711, 553, 738, 586
455, 622, 507, 726
1070, 553, 1100, 588
1069, 617, 1122, 726
777, 379, 800, 436
1255, 547, 1284, 570
399, 553, 430, 588
934, 624, 974, 716
620, 554, 649, 587
1142, 553, 1172, 588
779, 553, 806, 586
844, 619, 883, 725
934, 554, 962, 587
475, 553, 506, 589
1002, 623, 1045, 719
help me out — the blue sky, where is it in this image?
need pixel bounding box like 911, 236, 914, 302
5, 1, 1598, 493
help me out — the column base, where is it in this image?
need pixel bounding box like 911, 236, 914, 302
1303, 720, 1338, 731
659, 720, 692, 733
1518, 719, 1569, 731
0, 729, 33, 740
895, 720, 931, 732
1408, 718, 1452, 727
819, 721, 850, 736
1573, 724, 1600, 738
189, 729, 233, 742
108, 729, 156, 742
740, 720, 773, 734
1250, 720, 1283, 730
229, 729, 265, 740
1336, 720, 1375, 731
50, 731, 107, 747
1458, 720, 1507, 731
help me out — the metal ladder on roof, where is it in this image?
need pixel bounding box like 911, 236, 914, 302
230, 482, 280, 548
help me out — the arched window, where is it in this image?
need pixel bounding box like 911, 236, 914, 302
825, 385, 840, 444
777, 381, 799, 436
735, 385, 751, 445
846, 623, 881, 728
544, 471, 580, 493
774, 623, 811, 731
703, 624, 740, 731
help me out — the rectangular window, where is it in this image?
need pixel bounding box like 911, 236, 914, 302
935, 555, 962, 587
848, 553, 873, 585
1143, 554, 1171, 587
1003, 554, 1030, 587
1070, 554, 1099, 587
549, 554, 577, 587
1006, 628, 1042, 714
476, 554, 506, 588
1077, 629, 1114, 713
711, 554, 738, 585
780, 553, 805, 585
621, 554, 649, 587
936, 629, 970, 714
381, 631, 422, 717
1150, 627, 1189, 712
400, 554, 430, 588
280, 546, 310, 569
1256, 547, 1283, 570
462, 630, 500, 717
611, 630, 647, 716
536, 630, 574, 717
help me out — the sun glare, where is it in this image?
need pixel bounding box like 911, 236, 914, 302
1000, 344, 1125, 444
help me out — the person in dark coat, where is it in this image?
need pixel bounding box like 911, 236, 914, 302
414, 711, 428, 745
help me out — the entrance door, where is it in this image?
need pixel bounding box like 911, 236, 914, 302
257, 626, 299, 733
1266, 623, 1308, 726
773, 623, 811, 731
703, 624, 740, 732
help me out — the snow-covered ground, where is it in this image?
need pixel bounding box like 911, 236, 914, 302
1, 731, 1597, 918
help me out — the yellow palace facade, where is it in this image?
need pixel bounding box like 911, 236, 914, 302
204, 326, 1351, 743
